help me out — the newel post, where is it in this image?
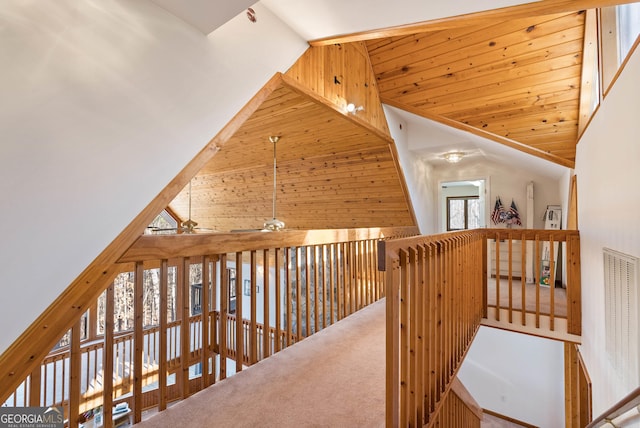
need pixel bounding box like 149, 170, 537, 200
566, 234, 582, 336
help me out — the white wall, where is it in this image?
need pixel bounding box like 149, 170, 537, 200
575, 44, 640, 417
385, 106, 437, 234
433, 158, 563, 231
458, 327, 565, 427
0, 1, 308, 355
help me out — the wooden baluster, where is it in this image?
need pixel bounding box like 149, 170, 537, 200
370, 240, 376, 303
305, 246, 311, 337
482, 234, 488, 319
329, 244, 336, 325
274, 248, 282, 353
508, 234, 513, 323
250, 251, 258, 365
437, 242, 445, 403
535, 235, 541, 328
103, 284, 115, 428
158, 260, 168, 411
263, 249, 271, 359
495, 236, 501, 321
314, 245, 320, 334
408, 247, 417, 425
549, 235, 556, 331
295, 247, 302, 341
211, 257, 218, 384
29, 364, 41, 408
351, 241, 357, 314
427, 243, 436, 414
336, 243, 343, 321
567, 234, 582, 336
384, 246, 400, 428
201, 256, 210, 388
417, 246, 426, 424
354, 241, 361, 310
521, 236, 527, 326
69, 321, 81, 428
320, 245, 327, 330
181, 258, 192, 397
285, 247, 293, 347
219, 254, 228, 380
133, 262, 144, 423
339, 242, 346, 318
399, 249, 409, 427
235, 252, 244, 371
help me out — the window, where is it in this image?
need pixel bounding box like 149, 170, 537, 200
145, 209, 179, 234
618, 2, 640, 64
600, 3, 640, 94
447, 196, 480, 231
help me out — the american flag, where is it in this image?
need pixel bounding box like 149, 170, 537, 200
507, 199, 522, 226
491, 197, 504, 225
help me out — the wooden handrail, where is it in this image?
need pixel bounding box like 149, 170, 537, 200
586, 386, 640, 428
380, 228, 583, 426
380, 230, 486, 426
2, 226, 411, 425
119, 227, 418, 263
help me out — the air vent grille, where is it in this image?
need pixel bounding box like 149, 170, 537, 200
603, 248, 639, 390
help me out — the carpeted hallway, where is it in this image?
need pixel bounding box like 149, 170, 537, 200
137, 299, 386, 428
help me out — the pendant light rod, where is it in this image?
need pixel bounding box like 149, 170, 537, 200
270, 135, 279, 220
263, 136, 285, 231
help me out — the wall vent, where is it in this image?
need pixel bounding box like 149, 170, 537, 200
603, 248, 639, 390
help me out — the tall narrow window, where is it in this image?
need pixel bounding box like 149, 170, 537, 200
447, 196, 480, 231
618, 3, 640, 64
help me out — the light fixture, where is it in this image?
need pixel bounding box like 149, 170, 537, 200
263, 136, 285, 231
443, 151, 465, 163
346, 103, 363, 114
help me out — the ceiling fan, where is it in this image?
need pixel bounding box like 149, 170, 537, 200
147, 180, 215, 234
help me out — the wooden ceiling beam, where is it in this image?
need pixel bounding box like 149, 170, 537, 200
310, 0, 636, 46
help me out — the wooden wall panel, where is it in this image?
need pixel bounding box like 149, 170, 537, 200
168, 75, 416, 232
286, 43, 390, 135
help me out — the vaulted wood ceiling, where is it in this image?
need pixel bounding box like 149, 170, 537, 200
166, 74, 415, 233
365, 11, 586, 164
164, 4, 601, 233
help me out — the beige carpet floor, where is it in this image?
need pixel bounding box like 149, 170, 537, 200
137, 299, 386, 428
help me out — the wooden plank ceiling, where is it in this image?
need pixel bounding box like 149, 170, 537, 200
365, 11, 586, 163
166, 76, 415, 232
164, 6, 593, 233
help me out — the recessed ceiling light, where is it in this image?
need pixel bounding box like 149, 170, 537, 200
443, 151, 465, 163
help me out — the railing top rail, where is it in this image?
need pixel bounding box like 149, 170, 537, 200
118, 226, 418, 263
586, 386, 640, 428
378, 229, 482, 267
487, 228, 580, 241
382, 228, 580, 252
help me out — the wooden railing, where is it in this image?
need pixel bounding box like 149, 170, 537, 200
430, 378, 482, 428
483, 229, 581, 339
3, 226, 582, 427
586, 386, 640, 428
379, 228, 582, 426
2, 226, 416, 427
379, 230, 486, 427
